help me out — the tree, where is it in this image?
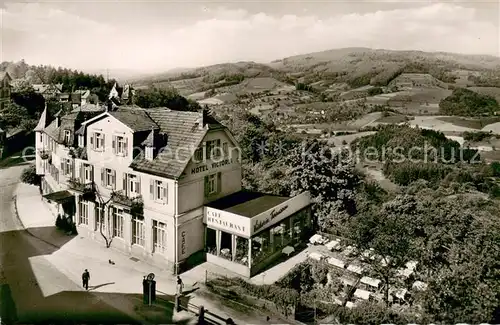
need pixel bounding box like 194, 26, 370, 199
135, 86, 200, 111
20, 165, 41, 186
10, 88, 45, 118
284, 140, 361, 231
349, 195, 419, 305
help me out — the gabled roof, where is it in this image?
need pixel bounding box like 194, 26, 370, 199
74, 89, 90, 98
0, 71, 12, 81
34, 106, 50, 132
130, 108, 225, 179
108, 107, 159, 132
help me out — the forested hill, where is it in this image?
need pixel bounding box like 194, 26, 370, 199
0, 60, 118, 101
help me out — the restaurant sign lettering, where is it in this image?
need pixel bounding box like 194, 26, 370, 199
253, 205, 288, 233
205, 208, 249, 237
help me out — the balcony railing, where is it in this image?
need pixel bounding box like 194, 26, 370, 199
38, 150, 51, 160
68, 178, 94, 193
111, 190, 143, 208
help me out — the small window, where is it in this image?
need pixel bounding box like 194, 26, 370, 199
222, 142, 228, 156
207, 174, 217, 195
194, 147, 203, 162
92, 132, 104, 151
64, 130, 71, 144
102, 168, 115, 188
113, 135, 127, 156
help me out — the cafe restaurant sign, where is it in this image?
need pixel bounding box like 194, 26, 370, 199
204, 207, 251, 237
250, 191, 311, 235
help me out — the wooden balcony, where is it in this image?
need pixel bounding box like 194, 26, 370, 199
67, 178, 94, 193
111, 190, 143, 208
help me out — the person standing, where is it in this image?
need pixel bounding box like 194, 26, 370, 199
82, 269, 90, 290
176, 276, 183, 295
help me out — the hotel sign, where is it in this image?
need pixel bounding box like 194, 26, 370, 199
191, 158, 234, 175
250, 191, 311, 235
204, 207, 250, 237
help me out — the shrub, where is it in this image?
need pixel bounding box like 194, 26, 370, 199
20, 165, 41, 186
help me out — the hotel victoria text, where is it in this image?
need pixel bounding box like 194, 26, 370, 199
34, 102, 312, 276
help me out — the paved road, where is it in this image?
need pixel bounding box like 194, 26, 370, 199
0, 166, 176, 324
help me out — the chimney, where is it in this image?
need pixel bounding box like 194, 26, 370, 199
197, 105, 209, 130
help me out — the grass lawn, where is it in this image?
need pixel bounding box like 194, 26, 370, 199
437, 116, 500, 130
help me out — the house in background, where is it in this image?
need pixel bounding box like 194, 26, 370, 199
109, 83, 135, 106
0, 71, 12, 110
33, 83, 63, 99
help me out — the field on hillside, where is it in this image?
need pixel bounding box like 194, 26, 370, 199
437, 116, 500, 130
468, 87, 500, 102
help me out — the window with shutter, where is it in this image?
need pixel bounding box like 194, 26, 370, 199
112, 170, 116, 189
112, 136, 117, 154
102, 134, 105, 150
90, 134, 94, 149
217, 172, 222, 193
101, 168, 105, 186
204, 176, 209, 197
124, 138, 128, 156
79, 163, 84, 181
149, 179, 154, 200
123, 173, 127, 194
162, 185, 168, 204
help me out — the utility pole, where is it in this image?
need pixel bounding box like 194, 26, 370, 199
313, 301, 316, 325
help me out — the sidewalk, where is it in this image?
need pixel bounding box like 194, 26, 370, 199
14, 184, 276, 324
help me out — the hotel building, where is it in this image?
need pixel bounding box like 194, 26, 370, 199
34, 103, 312, 276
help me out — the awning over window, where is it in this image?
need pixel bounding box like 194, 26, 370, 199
43, 190, 74, 204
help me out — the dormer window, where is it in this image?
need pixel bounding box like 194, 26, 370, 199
78, 135, 84, 148
145, 146, 154, 161
194, 147, 203, 162
64, 130, 71, 144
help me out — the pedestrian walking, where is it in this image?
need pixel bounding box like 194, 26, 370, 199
176, 275, 184, 295
82, 269, 90, 290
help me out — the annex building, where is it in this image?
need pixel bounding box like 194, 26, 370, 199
34, 102, 312, 275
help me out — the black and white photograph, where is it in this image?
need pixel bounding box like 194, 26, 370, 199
0, 0, 499, 324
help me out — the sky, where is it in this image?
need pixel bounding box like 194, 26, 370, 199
1, 0, 499, 74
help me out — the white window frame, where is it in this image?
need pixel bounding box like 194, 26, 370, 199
84, 164, 92, 182
62, 158, 71, 176
207, 174, 217, 195
105, 168, 114, 188
79, 200, 89, 225
153, 220, 167, 254
132, 216, 145, 246
78, 135, 84, 148
116, 136, 126, 156
112, 207, 124, 238
155, 180, 167, 203
95, 202, 106, 233
93, 132, 104, 151
64, 130, 71, 144
127, 174, 140, 196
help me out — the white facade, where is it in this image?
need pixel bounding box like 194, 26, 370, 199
35, 108, 243, 273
